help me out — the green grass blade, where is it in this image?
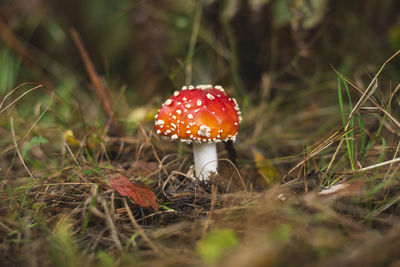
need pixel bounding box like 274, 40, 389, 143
337, 74, 355, 170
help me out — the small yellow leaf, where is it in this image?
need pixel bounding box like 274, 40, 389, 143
127, 106, 157, 123
252, 148, 279, 186
65, 130, 80, 147
146, 108, 159, 122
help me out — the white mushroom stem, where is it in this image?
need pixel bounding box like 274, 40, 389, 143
193, 143, 218, 181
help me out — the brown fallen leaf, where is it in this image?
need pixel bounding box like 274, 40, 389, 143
109, 176, 158, 212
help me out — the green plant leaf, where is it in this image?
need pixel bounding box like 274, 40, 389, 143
196, 228, 239, 263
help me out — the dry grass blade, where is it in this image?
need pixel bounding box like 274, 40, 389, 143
326, 50, 400, 173
384, 141, 400, 180
10, 117, 36, 180
285, 128, 351, 178
218, 158, 247, 191
0, 83, 42, 113
123, 198, 161, 254
340, 75, 400, 130
1, 91, 54, 155
185, 0, 202, 84
202, 184, 217, 234
99, 196, 122, 250
138, 124, 169, 176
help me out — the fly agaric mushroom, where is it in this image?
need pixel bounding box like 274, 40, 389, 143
154, 85, 242, 181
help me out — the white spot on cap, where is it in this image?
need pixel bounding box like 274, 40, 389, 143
206, 93, 215, 100
188, 85, 194, 90
215, 85, 225, 92
182, 85, 187, 90
165, 99, 172, 105
188, 114, 193, 119
171, 134, 178, 140
155, 120, 165, 126
176, 109, 182, 115
172, 115, 177, 119
198, 125, 211, 137
197, 100, 202, 106
186, 130, 191, 134
156, 130, 161, 134
166, 129, 171, 134
182, 97, 187, 101
185, 104, 191, 109
170, 123, 177, 128
174, 91, 179, 96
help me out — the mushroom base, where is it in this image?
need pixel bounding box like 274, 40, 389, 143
193, 143, 218, 181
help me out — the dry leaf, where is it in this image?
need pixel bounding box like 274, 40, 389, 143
64, 130, 80, 147
109, 176, 158, 212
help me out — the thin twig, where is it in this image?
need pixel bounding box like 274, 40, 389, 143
350, 157, 400, 173
70, 28, 118, 135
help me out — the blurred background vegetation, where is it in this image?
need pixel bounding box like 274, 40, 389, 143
2, 0, 400, 112
1, 0, 400, 147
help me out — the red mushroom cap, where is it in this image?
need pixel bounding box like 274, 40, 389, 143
155, 85, 241, 143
